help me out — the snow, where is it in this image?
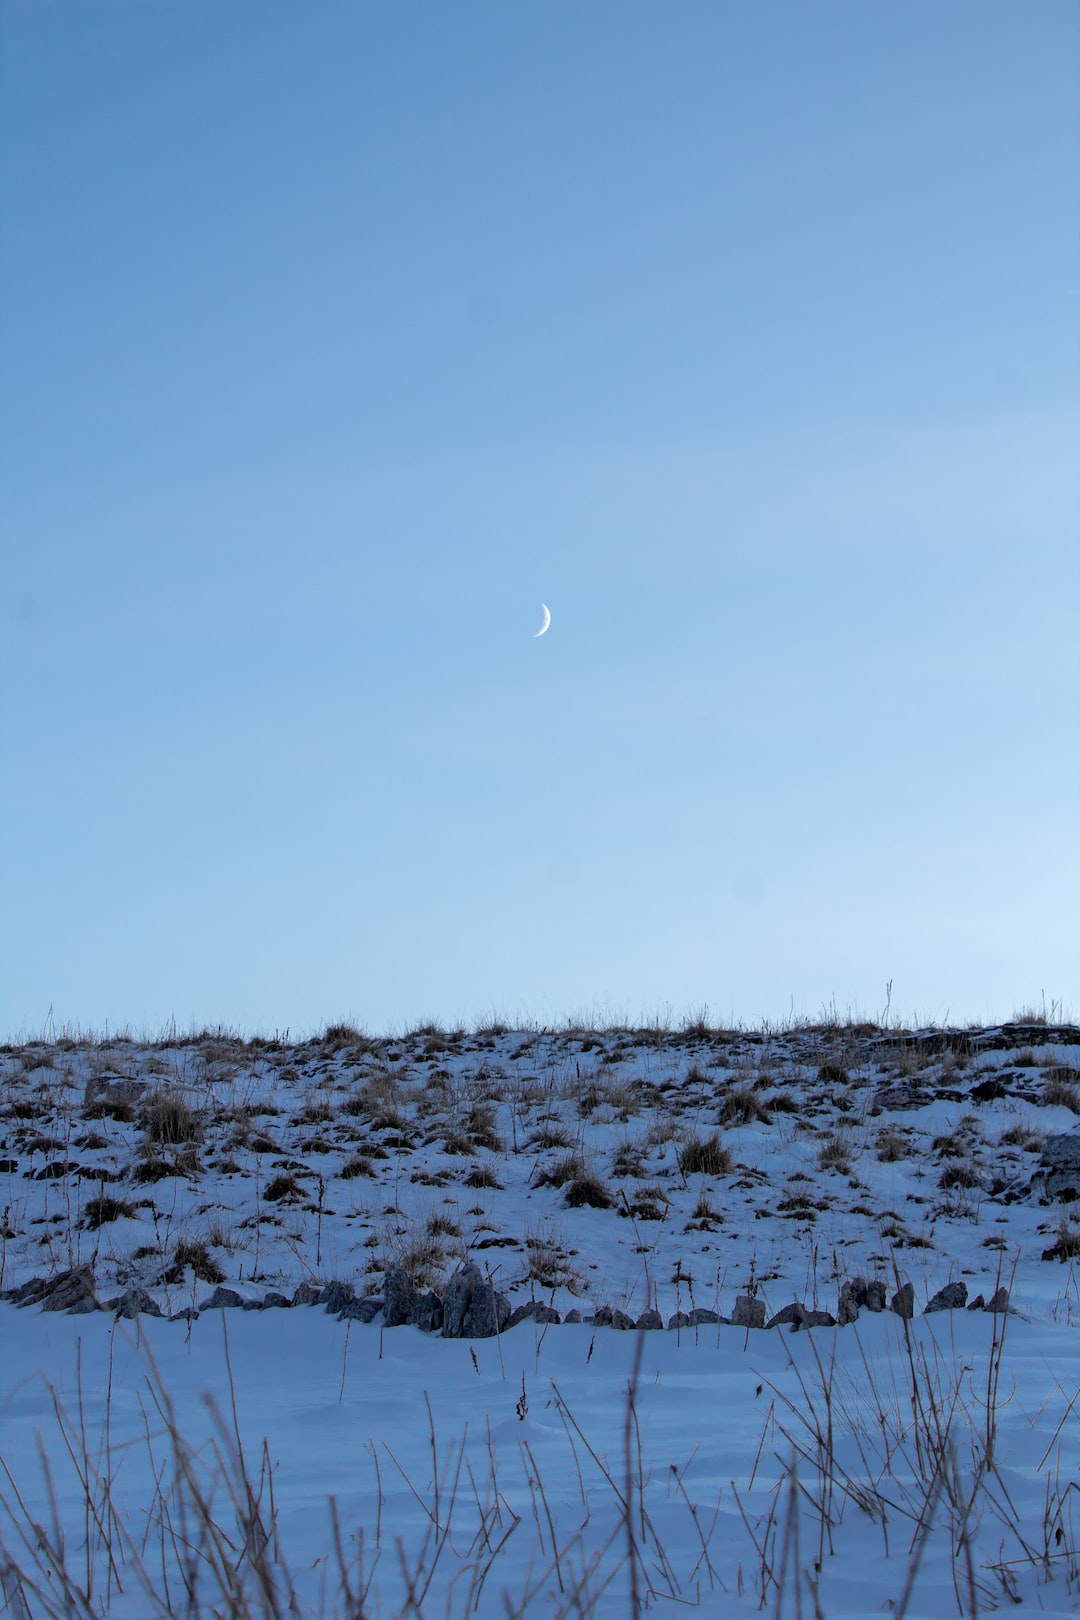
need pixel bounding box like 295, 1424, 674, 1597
2, 1020, 1079, 1614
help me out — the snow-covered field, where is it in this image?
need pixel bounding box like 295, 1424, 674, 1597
2, 1017, 1079, 1616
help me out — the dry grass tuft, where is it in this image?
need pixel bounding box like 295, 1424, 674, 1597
818, 1135, 852, 1173
718, 1086, 772, 1127
83, 1193, 137, 1229
563, 1169, 615, 1209
678, 1131, 732, 1178
875, 1126, 909, 1162
164, 1237, 226, 1284
1041, 1075, 1080, 1113
464, 1164, 503, 1190
142, 1090, 202, 1147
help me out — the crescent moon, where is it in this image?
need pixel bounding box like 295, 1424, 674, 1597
534, 602, 551, 637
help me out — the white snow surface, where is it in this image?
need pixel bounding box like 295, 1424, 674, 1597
2, 1019, 1080, 1615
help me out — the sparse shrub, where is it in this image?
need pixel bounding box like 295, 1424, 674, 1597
563, 1171, 615, 1209
689, 1191, 721, 1225
818, 1135, 852, 1173
1042, 1217, 1080, 1262
83, 1097, 135, 1122
322, 1023, 374, 1052
678, 1132, 731, 1178
718, 1086, 771, 1127
763, 1091, 799, 1114
464, 1164, 503, 1189
437, 1130, 476, 1156
1041, 1075, 1080, 1114
300, 1099, 335, 1124
817, 1063, 849, 1086
205, 1218, 234, 1249
576, 1082, 607, 1119
645, 1116, 680, 1148
535, 1153, 585, 1189
611, 1139, 646, 1178
620, 1184, 670, 1221
395, 1235, 445, 1288
83, 1194, 137, 1230
875, 1127, 908, 1163
264, 1172, 303, 1202
999, 1123, 1043, 1151
130, 1155, 174, 1184
939, 1162, 981, 1190
340, 1154, 376, 1180
526, 1235, 582, 1293
142, 1090, 202, 1147
344, 1072, 404, 1127
526, 1124, 574, 1152
164, 1238, 225, 1285
426, 1211, 461, 1238
467, 1102, 503, 1151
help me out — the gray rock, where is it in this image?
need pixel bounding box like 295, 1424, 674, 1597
292, 1281, 323, 1306
83, 1076, 149, 1108
925, 1281, 968, 1313
203, 1286, 244, 1310
68, 1296, 102, 1315
322, 1280, 356, 1315
262, 1292, 292, 1310
563, 1308, 583, 1324
891, 1282, 915, 1320
837, 1278, 867, 1325
610, 1308, 635, 1330
795, 1309, 837, 1331
412, 1290, 444, 1333
767, 1302, 806, 1330
688, 1307, 720, 1326
383, 1264, 419, 1328
114, 1287, 163, 1320
9, 1278, 48, 1308
864, 1280, 887, 1312
339, 1297, 383, 1323
42, 1266, 98, 1314
441, 1264, 509, 1339
508, 1301, 562, 1328
242, 1299, 265, 1311
873, 1082, 925, 1112
733, 1295, 765, 1330
1036, 1134, 1080, 1201
591, 1305, 614, 1327
986, 1286, 1011, 1313
636, 1309, 664, 1330
667, 1311, 690, 1330
169, 1307, 199, 1322
1041, 1134, 1080, 1171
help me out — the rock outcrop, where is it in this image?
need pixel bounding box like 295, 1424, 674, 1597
1036, 1134, 1080, 1201
441, 1264, 509, 1338
925, 1281, 967, 1313
383, 1265, 419, 1328
732, 1294, 765, 1329
42, 1266, 99, 1314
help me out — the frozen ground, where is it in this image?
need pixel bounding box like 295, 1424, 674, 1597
2, 1016, 1079, 1615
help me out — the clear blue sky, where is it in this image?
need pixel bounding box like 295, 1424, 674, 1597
2, 1, 1078, 1037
